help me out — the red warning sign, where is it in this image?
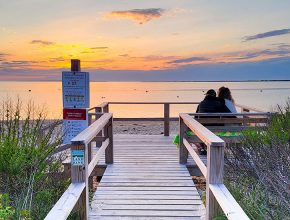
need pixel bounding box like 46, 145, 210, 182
63, 108, 87, 120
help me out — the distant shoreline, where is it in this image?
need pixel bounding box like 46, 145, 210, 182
1, 79, 290, 83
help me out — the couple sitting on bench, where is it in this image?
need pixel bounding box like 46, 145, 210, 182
195, 87, 237, 154
196, 87, 237, 115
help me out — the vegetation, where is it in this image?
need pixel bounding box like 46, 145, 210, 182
0, 99, 68, 219
225, 100, 290, 220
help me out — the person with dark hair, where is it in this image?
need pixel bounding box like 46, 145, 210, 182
196, 89, 230, 114
195, 89, 230, 155
217, 87, 237, 113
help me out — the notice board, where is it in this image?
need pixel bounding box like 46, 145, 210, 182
62, 71, 90, 108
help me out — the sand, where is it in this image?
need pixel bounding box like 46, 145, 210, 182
113, 121, 179, 135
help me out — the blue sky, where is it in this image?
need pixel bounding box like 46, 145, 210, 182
0, 0, 290, 81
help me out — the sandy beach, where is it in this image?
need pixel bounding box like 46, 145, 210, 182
113, 121, 179, 135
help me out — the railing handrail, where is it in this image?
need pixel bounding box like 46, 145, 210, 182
180, 113, 224, 147
44, 183, 85, 220
235, 103, 265, 113
179, 113, 250, 220
189, 112, 271, 116
45, 112, 113, 220
93, 101, 265, 112
108, 101, 200, 104
71, 113, 112, 145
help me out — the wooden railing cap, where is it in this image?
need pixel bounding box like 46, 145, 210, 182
71, 113, 112, 145
180, 113, 224, 147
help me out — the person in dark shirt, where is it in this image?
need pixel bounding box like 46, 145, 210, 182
196, 89, 230, 114
194, 89, 230, 155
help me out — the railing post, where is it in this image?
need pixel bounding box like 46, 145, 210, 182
95, 107, 103, 148
206, 142, 224, 220
105, 117, 113, 164
241, 107, 250, 126
179, 117, 188, 164
71, 143, 88, 219
164, 103, 170, 136
103, 103, 109, 113
88, 114, 93, 163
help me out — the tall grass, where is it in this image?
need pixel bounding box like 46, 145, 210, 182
0, 99, 68, 219
225, 99, 290, 219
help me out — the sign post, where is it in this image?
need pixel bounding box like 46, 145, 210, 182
62, 59, 90, 144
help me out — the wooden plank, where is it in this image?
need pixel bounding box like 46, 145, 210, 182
92, 204, 200, 210
91, 200, 202, 205
44, 183, 85, 220
90, 210, 201, 217
97, 187, 197, 191
100, 179, 194, 183
183, 138, 207, 177
95, 191, 199, 195
209, 184, 250, 220
102, 174, 189, 182
99, 182, 195, 187
89, 216, 200, 220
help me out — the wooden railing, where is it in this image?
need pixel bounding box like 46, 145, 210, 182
179, 113, 250, 220
45, 113, 113, 220
89, 102, 265, 136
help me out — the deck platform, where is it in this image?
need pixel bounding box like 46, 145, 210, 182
89, 135, 205, 219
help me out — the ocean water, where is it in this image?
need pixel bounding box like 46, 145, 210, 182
0, 81, 289, 119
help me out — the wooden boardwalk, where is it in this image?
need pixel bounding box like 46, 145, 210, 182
89, 135, 205, 219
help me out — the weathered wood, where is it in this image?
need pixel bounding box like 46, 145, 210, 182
44, 183, 85, 220
164, 103, 170, 136
236, 103, 264, 113
108, 102, 199, 105
206, 142, 224, 220
71, 59, 80, 71
70, 143, 88, 218
105, 117, 113, 164
88, 139, 109, 176
90, 210, 201, 217
90, 135, 205, 219
209, 184, 250, 220
179, 117, 188, 164
71, 113, 112, 145
183, 138, 207, 177
197, 117, 268, 124
180, 113, 224, 147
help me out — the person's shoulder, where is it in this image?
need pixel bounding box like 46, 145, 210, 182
216, 97, 225, 103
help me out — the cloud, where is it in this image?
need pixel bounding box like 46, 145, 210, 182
90, 47, 108, 50
49, 57, 66, 62
106, 8, 166, 24
232, 45, 290, 60
168, 56, 209, 64
243, 28, 290, 41
0, 60, 41, 69
30, 40, 56, 46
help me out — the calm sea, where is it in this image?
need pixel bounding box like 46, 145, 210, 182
0, 81, 289, 119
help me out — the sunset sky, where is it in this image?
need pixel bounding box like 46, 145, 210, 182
1, 0, 290, 81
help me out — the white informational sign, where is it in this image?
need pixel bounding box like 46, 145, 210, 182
63, 108, 88, 144
62, 71, 90, 108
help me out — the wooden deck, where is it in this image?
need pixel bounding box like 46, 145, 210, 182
89, 135, 205, 219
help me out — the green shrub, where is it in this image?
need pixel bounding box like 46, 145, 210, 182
0, 99, 68, 219
225, 99, 290, 219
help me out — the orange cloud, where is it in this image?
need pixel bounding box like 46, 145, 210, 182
106, 8, 166, 24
